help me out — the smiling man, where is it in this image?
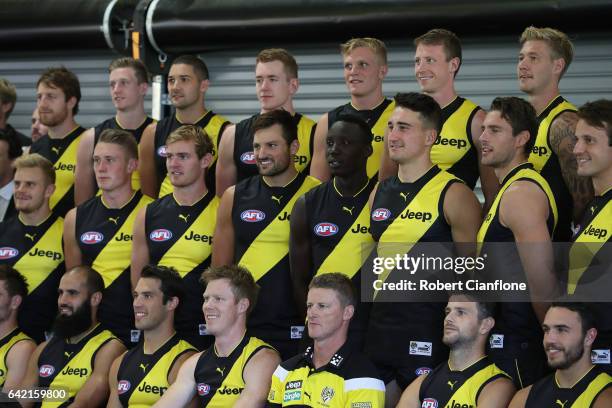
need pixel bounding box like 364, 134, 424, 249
267, 273, 385, 407
153, 264, 280, 408
509, 303, 612, 407
64, 129, 152, 346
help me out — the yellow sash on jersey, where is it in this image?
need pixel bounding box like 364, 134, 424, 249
239, 177, 320, 282
477, 165, 558, 254
92, 195, 152, 288
295, 115, 316, 173
445, 360, 507, 405
43, 327, 115, 408
158, 197, 219, 277
529, 98, 576, 172
367, 101, 396, 178
50, 133, 82, 210
572, 372, 612, 407
568, 199, 611, 294
432, 98, 477, 170
375, 171, 456, 291
316, 203, 374, 279
159, 114, 228, 197
13, 217, 64, 293
0, 331, 31, 387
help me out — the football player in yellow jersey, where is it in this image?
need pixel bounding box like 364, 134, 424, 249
153, 265, 280, 407
20, 266, 125, 408
75, 57, 151, 204
518, 27, 593, 230
0, 266, 36, 393
510, 303, 612, 407
216, 48, 315, 196
398, 294, 515, 408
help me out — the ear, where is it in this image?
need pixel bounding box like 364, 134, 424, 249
138, 82, 149, 97
90, 291, 102, 307
0, 102, 12, 116
237, 298, 249, 314
378, 64, 389, 80
127, 157, 138, 173
514, 130, 531, 150
425, 129, 437, 146
288, 78, 299, 95
200, 79, 210, 94
200, 152, 213, 170
9, 295, 22, 311
479, 316, 495, 335
289, 139, 300, 156
343, 304, 355, 321
44, 183, 56, 200
364, 143, 374, 158
585, 327, 597, 347
449, 57, 460, 76
66, 96, 77, 114
166, 296, 179, 312
552, 58, 565, 77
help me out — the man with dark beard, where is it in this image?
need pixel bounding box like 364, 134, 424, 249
20, 266, 125, 408
510, 303, 612, 407
397, 294, 515, 408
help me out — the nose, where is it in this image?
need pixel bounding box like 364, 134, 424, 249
479, 130, 489, 143
573, 138, 585, 155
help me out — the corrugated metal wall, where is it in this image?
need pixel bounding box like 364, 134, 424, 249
2, 33, 611, 138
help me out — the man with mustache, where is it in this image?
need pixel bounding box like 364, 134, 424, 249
509, 303, 612, 407
21, 266, 125, 408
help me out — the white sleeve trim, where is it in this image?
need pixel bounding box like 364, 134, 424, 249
344, 377, 386, 392
272, 365, 289, 382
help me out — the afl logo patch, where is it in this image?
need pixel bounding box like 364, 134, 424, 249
371, 208, 391, 221
149, 229, 173, 242
241, 210, 266, 222
422, 398, 438, 408
157, 145, 168, 157
197, 383, 211, 396
415, 367, 431, 376
0, 247, 19, 260
117, 380, 131, 394
80, 231, 104, 244
39, 364, 55, 377
240, 152, 256, 164
314, 223, 338, 236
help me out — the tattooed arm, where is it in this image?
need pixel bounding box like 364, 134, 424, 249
549, 111, 594, 222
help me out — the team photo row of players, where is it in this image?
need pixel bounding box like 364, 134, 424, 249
0, 24, 610, 407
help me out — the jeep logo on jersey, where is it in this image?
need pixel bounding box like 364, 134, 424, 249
157, 145, 168, 157
240, 152, 256, 164
149, 229, 173, 242
434, 135, 467, 149
80, 232, 104, 244
314, 223, 339, 236
415, 367, 431, 376
117, 380, 131, 394
39, 364, 55, 377
0, 247, 18, 260
422, 398, 438, 408
371, 208, 391, 221
241, 210, 266, 222
531, 145, 548, 157
197, 383, 210, 396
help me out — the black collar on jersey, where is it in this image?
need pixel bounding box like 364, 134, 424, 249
0, 327, 20, 349
299, 340, 353, 372
441, 96, 466, 124
538, 95, 566, 121
395, 165, 440, 188
500, 162, 534, 186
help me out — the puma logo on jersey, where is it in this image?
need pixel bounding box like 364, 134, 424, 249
64, 351, 73, 358
271, 195, 283, 205
25, 233, 37, 241
178, 214, 190, 223
590, 206, 596, 215
51, 147, 61, 155
555, 400, 568, 408
216, 366, 225, 377
342, 206, 354, 215
108, 216, 120, 225
447, 380, 458, 390
139, 363, 149, 373
399, 191, 409, 202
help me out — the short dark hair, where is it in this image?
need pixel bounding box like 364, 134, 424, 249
98, 128, 138, 160
37, 67, 81, 115
448, 292, 496, 320
334, 114, 373, 145
308, 273, 356, 308
0, 265, 28, 300
394, 92, 442, 134
490, 96, 538, 154
252, 109, 297, 145
141, 265, 184, 305
0, 130, 23, 160
171, 55, 209, 81
414, 28, 463, 77
550, 301, 596, 336
256, 49, 298, 79
200, 265, 260, 315
67, 266, 105, 297
577, 99, 612, 146
108, 57, 149, 84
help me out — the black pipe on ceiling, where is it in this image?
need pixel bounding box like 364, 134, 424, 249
0, 0, 138, 53
145, 0, 612, 54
